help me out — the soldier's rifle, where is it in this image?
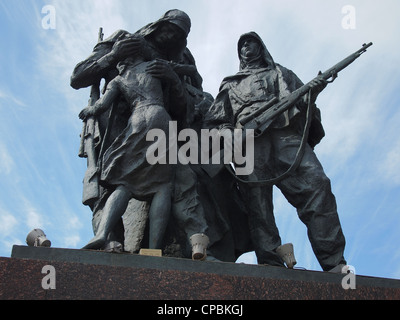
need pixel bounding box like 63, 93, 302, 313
79, 27, 104, 206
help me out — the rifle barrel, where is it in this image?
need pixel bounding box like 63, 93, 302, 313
320, 42, 373, 81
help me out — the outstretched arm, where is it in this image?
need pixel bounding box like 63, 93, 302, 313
79, 80, 121, 120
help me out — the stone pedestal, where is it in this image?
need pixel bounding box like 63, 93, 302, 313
1, 245, 399, 301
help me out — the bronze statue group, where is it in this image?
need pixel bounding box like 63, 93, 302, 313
72, 9, 348, 272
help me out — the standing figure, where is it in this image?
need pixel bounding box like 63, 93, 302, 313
204, 32, 347, 272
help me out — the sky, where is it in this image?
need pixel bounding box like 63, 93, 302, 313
0, 0, 399, 280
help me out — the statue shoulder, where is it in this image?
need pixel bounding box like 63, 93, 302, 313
275, 63, 304, 90
219, 71, 250, 91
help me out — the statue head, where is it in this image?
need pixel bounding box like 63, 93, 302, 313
237, 32, 276, 70
137, 9, 191, 60
158, 9, 191, 37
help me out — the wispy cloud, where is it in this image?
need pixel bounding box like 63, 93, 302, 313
381, 142, 400, 186
375, 109, 400, 187
0, 208, 21, 252
0, 142, 15, 175
63, 234, 81, 248
0, 209, 18, 236
0, 89, 27, 108
24, 206, 47, 230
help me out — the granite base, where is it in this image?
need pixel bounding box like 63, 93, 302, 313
1, 245, 399, 300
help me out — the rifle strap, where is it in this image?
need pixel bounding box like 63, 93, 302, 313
227, 89, 314, 187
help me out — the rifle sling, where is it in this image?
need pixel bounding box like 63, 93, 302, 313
227, 89, 314, 187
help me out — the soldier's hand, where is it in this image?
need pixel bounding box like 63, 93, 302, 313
111, 37, 144, 61
308, 77, 328, 103
146, 59, 180, 84
309, 78, 328, 95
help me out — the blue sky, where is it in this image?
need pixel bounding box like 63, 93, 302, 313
1, 0, 400, 280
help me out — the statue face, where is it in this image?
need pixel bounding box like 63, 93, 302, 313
240, 37, 261, 60
153, 22, 186, 47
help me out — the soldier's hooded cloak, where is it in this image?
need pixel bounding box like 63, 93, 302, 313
204, 31, 325, 148
204, 32, 347, 271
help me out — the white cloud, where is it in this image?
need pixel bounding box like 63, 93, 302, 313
380, 139, 400, 186
0, 209, 20, 256
374, 109, 400, 187
63, 234, 81, 248
0, 89, 26, 108
0, 143, 15, 175
0, 210, 18, 236
25, 206, 46, 230
67, 215, 83, 230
